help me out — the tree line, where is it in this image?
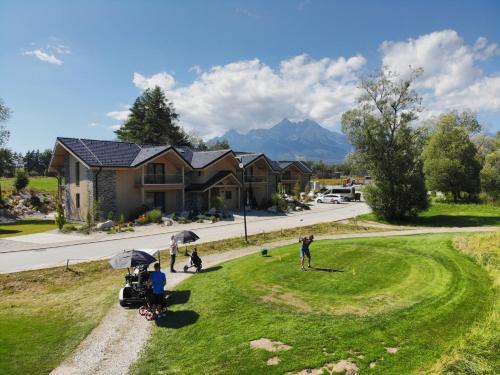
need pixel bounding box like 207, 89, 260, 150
342, 68, 499, 220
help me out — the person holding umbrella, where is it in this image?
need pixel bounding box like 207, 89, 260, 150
169, 235, 179, 273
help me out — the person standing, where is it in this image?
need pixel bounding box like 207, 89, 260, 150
169, 235, 178, 273
149, 263, 166, 312
299, 234, 314, 270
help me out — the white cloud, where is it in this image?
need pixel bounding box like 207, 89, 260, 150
189, 65, 202, 74
133, 72, 176, 91
106, 109, 129, 121
130, 54, 366, 138
22, 41, 71, 65
380, 29, 500, 114
23, 49, 63, 65
106, 30, 499, 139
109, 124, 122, 131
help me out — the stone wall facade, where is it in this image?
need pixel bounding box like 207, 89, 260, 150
91, 170, 117, 220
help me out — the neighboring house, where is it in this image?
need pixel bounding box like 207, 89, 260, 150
48, 137, 312, 221
278, 161, 313, 194
179, 148, 242, 212
236, 153, 281, 207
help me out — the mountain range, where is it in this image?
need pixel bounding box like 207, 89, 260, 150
208, 118, 351, 162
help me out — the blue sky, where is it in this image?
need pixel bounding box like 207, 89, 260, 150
1, 0, 499, 152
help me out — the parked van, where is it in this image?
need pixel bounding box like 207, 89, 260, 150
323, 186, 357, 201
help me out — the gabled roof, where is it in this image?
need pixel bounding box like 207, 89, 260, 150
177, 148, 235, 169
54, 138, 188, 169
279, 160, 312, 174
236, 153, 281, 173
186, 171, 241, 192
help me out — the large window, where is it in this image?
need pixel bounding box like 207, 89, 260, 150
145, 163, 165, 184
145, 192, 165, 212
75, 162, 80, 186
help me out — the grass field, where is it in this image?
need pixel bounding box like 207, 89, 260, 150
358, 203, 500, 227
0, 219, 57, 238
158, 221, 385, 263
0, 261, 123, 375
0, 176, 58, 195
132, 233, 496, 375
0, 221, 380, 375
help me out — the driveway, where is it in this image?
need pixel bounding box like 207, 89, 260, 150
0, 202, 371, 273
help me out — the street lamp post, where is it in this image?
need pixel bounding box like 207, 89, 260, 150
239, 162, 248, 242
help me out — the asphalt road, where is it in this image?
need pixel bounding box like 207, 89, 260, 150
0, 202, 371, 273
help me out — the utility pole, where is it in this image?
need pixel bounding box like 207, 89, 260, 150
239, 162, 248, 242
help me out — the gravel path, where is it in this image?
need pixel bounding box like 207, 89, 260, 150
50, 226, 498, 375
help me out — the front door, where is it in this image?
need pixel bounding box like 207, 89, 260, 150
145, 192, 165, 212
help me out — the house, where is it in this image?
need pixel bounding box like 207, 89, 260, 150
236, 153, 281, 207
278, 161, 313, 194
48, 137, 312, 221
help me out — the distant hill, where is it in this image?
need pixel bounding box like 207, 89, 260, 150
208, 118, 351, 162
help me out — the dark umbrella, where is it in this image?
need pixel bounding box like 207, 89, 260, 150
109, 249, 157, 269
173, 230, 200, 244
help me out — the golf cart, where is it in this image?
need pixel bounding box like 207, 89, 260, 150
109, 249, 160, 307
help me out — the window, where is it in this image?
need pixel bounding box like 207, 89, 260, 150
225, 191, 232, 200
145, 163, 165, 183
75, 162, 80, 186
145, 192, 166, 212
198, 171, 202, 177
76, 193, 80, 208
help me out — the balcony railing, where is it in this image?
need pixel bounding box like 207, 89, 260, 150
135, 174, 183, 185
245, 175, 268, 183
281, 175, 298, 182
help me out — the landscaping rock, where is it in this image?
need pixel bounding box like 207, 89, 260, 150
96, 220, 114, 230
161, 217, 174, 226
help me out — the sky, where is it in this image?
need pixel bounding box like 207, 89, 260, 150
1, 0, 499, 153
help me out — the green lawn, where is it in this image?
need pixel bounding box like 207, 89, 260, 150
0, 176, 58, 195
0, 222, 380, 375
0, 219, 57, 238
358, 202, 500, 227
133, 234, 496, 374
0, 261, 123, 375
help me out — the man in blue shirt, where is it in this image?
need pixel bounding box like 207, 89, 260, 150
149, 263, 166, 309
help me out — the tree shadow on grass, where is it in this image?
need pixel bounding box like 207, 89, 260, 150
310, 267, 344, 273
155, 310, 199, 329
412, 215, 499, 227
0, 229, 21, 236
166, 290, 191, 307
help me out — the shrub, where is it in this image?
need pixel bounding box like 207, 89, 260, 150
107, 211, 114, 221
145, 209, 162, 223
30, 195, 41, 208
118, 213, 126, 225
292, 181, 301, 199
14, 170, 29, 192
55, 200, 65, 230
271, 193, 288, 212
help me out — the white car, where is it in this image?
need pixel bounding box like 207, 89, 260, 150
316, 194, 343, 204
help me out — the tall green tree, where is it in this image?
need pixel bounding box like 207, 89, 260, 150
422, 112, 482, 202
115, 86, 190, 146
23, 149, 52, 175
341, 69, 428, 220
0, 148, 15, 177
0, 98, 11, 147
480, 132, 499, 203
